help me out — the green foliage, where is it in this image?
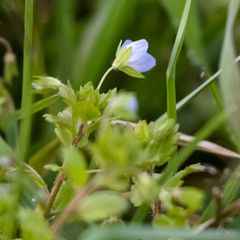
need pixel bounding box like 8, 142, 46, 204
63, 147, 88, 186
137, 119, 179, 167
19, 209, 54, 240
79, 191, 128, 222
1, 0, 240, 239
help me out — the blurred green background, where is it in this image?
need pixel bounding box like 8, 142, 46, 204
1, 0, 239, 139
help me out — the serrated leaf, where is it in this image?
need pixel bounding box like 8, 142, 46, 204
58, 82, 76, 106
73, 101, 101, 122
174, 187, 203, 213
63, 147, 88, 186
118, 66, 145, 79
79, 191, 128, 221
135, 121, 150, 145
166, 163, 205, 187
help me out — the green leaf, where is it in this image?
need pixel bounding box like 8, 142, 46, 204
219, 0, 240, 144
135, 121, 150, 145
73, 102, 101, 122
53, 180, 74, 212
166, 0, 192, 120
58, 82, 76, 106
175, 187, 203, 213
138, 119, 179, 167
0, 136, 14, 157
166, 164, 205, 187
159, 111, 227, 184
118, 66, 145, 79
19, 209, 54, 240
63, 147, 88, 186
130, 172, 158, 207
79, 191, 128, 221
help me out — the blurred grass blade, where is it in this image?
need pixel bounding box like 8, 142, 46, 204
79, 225, 240, 240
201, 164, 240, 221
166, 0, 191, 120
0, 136, 14, 156
8, 0, 34, 238
0, 94, 59, 129
159, 111, 227, 185
201, 0, 240, 221
219, 0, 240, 145
179, 133, 240, 159
72, 0, 137, 88
19, 0, 34, 161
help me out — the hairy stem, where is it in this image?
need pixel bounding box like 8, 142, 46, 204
45, 172, 65, 218
45, 123, 86, 218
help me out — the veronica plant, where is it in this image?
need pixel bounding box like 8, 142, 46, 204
1, 36, 230, 240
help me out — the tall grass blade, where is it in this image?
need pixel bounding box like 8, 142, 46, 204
219, 0, 240, 145
6, 0, 34, 238
166, 0, 191, 120
201, 0, 240, 221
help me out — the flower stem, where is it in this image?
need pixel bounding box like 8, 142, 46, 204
6, 0, 34, 238
97, 66, 114, 90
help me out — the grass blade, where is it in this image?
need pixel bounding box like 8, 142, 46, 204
0, 94, 59, 129
219, 0, 240, 145
166, 0, 191, 120
201, 0, 240, 221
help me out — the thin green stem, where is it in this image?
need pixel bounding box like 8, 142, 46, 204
97, 66, 114, 90
7, 0, 34, 238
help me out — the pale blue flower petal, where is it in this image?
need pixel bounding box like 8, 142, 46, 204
121, 39, 132, 48
125, 39, 148, 55
128, 53, 156, 73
